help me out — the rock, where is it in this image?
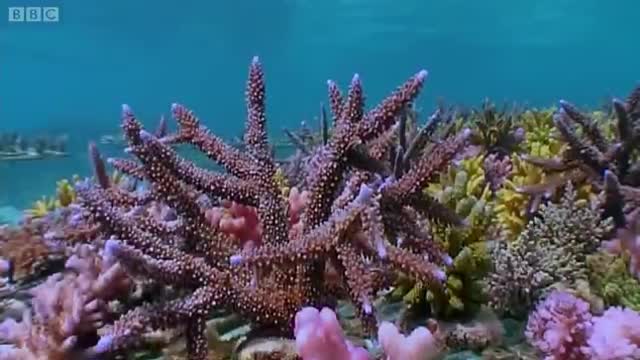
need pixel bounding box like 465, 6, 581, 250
236, 337, 299, 360
0, 298, 28, 322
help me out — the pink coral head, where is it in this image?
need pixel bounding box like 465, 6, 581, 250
294, 307, 370, 360
525, 291, 592, 359
587, 307, 640, 359
378, 321, 440, 360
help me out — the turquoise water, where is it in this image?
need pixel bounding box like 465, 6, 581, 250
1, 0, 638, 209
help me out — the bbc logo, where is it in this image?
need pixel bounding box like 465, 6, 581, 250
8, 7, 60, 22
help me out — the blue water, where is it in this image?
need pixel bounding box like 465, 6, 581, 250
1, 0, 638, 209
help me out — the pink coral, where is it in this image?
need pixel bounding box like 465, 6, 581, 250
525, 291, 592, 360
294, 307, 369, 360
207, 200, 262, 248
377, 321, 442, 360
0, 244, 130, 360
293, 307, 442, 360
587, 307, 640, 359
206, 186, 309, 248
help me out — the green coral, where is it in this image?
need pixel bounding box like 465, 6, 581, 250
395, 155, 494, 317
588, 252, 640, 311
520, 108, 564, 157
488, 183, 612, 317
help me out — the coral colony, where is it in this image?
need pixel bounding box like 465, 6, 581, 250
1, 56, 640, 360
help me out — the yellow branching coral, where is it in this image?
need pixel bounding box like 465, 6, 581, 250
24, 197, 58, 219
55, 179, 76, 207
395, 155, 494, 316
24, 176, 79, 218
494, 155, 544, 240
520, 108, 564, 157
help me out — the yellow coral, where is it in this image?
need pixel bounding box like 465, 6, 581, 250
399, 155, 495, 316
25, 197, 57, 218
25, 176, 79, 218
494, 110, 567, 239
55, 179, 76, 207
520, 108, 564, 157
494, 155, 545, 239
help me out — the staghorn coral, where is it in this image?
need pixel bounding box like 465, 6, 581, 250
70, 57, 468, 360
487, 183, 611, 317
602, 199, 640, 279
522, 87, 640, 229
493, 107, 595, 240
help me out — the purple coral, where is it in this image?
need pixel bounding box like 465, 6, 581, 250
587, 307, 640, 359
525, 291, 592, 360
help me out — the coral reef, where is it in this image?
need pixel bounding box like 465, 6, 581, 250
6, 58, 640, 360
487, 183, 611, 317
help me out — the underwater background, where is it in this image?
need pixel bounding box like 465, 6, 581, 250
1, 0, 638, 210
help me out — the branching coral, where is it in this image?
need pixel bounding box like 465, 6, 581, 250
68, 57, 469, 359
397, 154, 493, 316
522, 86, 640, 229
467, 101, 524, 156
526, 290, 640, 360
0, 244, 130, 360
525, 290, 592, 360
487, 183, 611, 317
587, 252, 640, 311
0, 226, 65, 283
